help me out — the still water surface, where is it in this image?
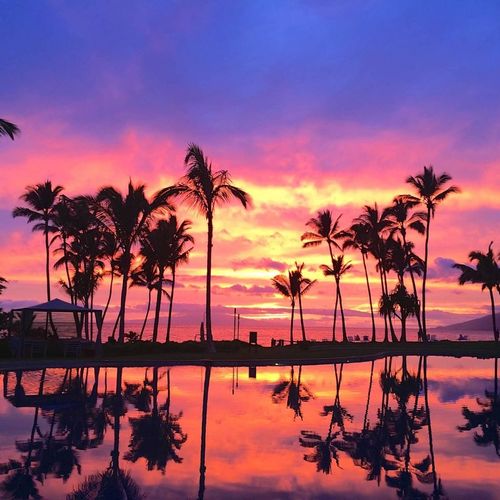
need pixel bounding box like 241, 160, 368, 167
0, 356, 498, 499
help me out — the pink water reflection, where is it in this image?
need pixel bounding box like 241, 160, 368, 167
0, 356, 497, 499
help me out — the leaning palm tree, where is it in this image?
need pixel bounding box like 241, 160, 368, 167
321, 256, 352, 342
301, 210, 344, 336
453, 242, 500, 341
130, 263, 158, 340
96, 181, 173, 343
272, 271, 300, 344
0, 118, 19, 140
167, 144, 250, 349
13, 181, 64, 304
404, 166, 460, 337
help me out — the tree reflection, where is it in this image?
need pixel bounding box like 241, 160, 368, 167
340, 356, 445, 498
272, 365, 314, 419
300, 363, 352, 474
68, 367, 144, 499
125, 368, 187, 472
459, 358, 500, 457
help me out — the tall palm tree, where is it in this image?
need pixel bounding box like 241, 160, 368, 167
13, 181, 64, 304
167, 144, 250, 349
404, 166, 460, 337
343, 223, 377, 342
453, 242, 500, 341
272, 271, 299, 344
165, 216, 194, 342
198, 364, 211, 500
96, 181, 173, 343
354, 204, 394, 342
139, 219, 176, 343
321, 256, 352, 342
301, 210, 344, 336
292, 262, 316, 342
0, 118, 19, 140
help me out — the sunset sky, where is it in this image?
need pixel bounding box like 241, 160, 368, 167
1, 2, 499, 331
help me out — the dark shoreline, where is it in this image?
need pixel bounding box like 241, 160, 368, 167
1, 340, 499, 371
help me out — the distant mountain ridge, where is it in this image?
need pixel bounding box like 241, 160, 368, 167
433, 313, 500, 331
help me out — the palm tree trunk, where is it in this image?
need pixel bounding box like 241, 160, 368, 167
488, 287, 499, 341
421, 208, 431, 341
298, 289, 307, 342
44, 221, 51, 302
401, 315, 407, 343
332, 285, 339, 342
103, 269, 115, 323
289, 301, 295, 345
402, 232, 423, 339
152, 269, 164, 343
166, 267, 176, 342
118, 254, 130, 343
382, 268, 398, 342
362, 252, 376, 342
140, 288, 152, 340
112, 367, 123, 479
198, 364, 211, 500
62, 234, 74, 304
378, 263, 389, 342
205, 214, 215, 351
337, 279, 347, 342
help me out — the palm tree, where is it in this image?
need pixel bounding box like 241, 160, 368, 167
0, 118, 19, 140
453, 242, 500, 341
379, 284, 419, 342
96, 181, 173, 343
301, 210, 344, 337
292, 262, 316, 342
321, 256, 352, 342
165, 216, 194, 342
272, 271, 299, 344
198, 364, 211, 500
354, 204, 394, 342
167, 144, 250, 349
13, 181, 64, 304
130, 263, 158, 340
343, 223, 377, 342
387, 197, 426, 337
404, 166, 460, 337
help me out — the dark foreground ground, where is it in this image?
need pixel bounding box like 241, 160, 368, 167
0, 338, 499, 370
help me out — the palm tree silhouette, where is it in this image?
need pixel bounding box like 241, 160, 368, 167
139, 219, 178, 342
96, 181, 173, 342
168, 144, 250, 349
292, 262, 316, 342
0, 276, 7, 296
343, 223, 377, 342
387, 196, 426, 337
453, 242, 500, 341
354, 204, 395, 342
271, 271, 300, 344
165, 216, 194, 342
404, 166, 460, 337
130, 263, 158, 340
321, 255, 351, 342
301, 210, 345, 339
13, 181, 64, 305
0, 118, 19, 140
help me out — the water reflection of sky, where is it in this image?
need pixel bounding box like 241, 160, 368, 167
0, 357, 497, 499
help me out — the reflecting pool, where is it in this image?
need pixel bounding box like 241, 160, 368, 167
0, 356, 498, 498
